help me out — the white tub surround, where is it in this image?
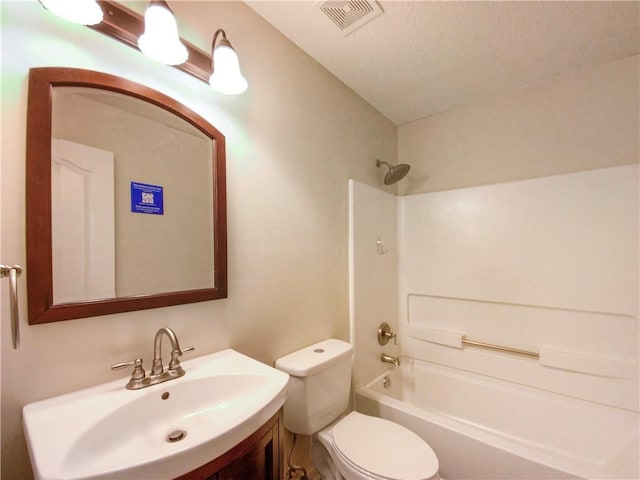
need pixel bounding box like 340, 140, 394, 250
349, 165, 638, 479
399, 165, 638, 412
349, 180, 399, 389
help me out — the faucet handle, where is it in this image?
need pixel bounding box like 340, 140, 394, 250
168, 346, 194, 371
111, 358, 146, 381
377, 322, 397, 345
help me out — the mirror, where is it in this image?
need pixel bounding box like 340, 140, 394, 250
26, 67, 227, 324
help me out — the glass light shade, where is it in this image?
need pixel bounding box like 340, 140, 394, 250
209, 44, 248, 95
40, 0, 103, 25
137, 4, 188, 65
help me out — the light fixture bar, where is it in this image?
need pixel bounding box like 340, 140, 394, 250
89, 0, 211, 83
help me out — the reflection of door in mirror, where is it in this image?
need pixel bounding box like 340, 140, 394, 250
51, 139, 115, 304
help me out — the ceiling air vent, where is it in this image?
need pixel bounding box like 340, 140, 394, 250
319, 0, 383, 35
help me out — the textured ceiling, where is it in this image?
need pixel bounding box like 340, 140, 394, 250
245, 1, 640, 125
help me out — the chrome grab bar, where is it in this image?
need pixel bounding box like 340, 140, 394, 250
1, 264, 22, 349
462, 337, 539, 358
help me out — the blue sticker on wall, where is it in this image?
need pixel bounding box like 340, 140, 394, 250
131, 182, 164, 215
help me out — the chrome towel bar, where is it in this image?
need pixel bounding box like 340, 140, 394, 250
1, 264, 22, 349
462, 337, 539, 358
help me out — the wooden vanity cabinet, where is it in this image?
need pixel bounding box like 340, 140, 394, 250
175, 410, 284, 480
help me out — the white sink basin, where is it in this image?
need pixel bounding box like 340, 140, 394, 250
23, 349, 289, 480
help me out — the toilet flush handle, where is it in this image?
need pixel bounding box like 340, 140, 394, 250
377, 322, 397, 346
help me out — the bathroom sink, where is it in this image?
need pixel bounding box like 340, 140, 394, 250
23, 349, 289, 480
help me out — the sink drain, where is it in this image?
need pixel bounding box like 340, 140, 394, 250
166, 429, 187, 443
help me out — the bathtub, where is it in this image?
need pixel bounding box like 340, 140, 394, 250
355, 359, 639, 479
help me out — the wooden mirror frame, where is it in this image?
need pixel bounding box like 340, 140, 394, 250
26, 67, 227, 324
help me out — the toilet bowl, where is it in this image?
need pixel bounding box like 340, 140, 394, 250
275, 339, 441, 480
313, 412, 439, 480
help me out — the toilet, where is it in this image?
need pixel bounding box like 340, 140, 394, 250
276, 339, 440, 480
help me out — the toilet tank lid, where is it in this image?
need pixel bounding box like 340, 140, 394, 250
275, 339, 353, 376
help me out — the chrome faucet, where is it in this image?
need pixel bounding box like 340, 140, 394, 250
111, 327, 194, 390
381, 353, 400, 367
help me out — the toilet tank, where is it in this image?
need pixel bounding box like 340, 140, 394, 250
275, 339, 353, 435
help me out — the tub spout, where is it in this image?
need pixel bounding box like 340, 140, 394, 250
381, 353, 400, 367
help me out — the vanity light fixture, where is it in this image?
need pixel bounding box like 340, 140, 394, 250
39, 0, 103, 25
209, 29, 248, 95
40, 0, 243, 95
138, 0, 188, 65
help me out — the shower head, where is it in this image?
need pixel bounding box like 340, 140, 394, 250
376, 160, 410, 185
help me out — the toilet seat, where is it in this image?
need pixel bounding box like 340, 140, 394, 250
329, 412, 439, 480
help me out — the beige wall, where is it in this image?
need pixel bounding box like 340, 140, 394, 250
0, 2, 396, 478
398, 55, 640, 194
